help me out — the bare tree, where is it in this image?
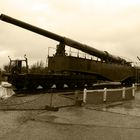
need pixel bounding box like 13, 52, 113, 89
29, 60, 48, 74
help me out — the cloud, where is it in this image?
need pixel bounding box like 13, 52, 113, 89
0, 0, 140, 68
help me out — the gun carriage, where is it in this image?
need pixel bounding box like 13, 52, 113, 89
0, 14, 138, 89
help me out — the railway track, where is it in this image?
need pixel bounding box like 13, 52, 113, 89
14, 82, 124, 95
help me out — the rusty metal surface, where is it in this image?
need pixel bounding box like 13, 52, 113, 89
48, 55, 134, 81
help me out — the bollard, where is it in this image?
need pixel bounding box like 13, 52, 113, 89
122, 87, 126, 99
103, 88, 107, 102
132, 84, 135, 97
83, 88, 87, 104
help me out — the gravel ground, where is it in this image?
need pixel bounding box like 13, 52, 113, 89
0, 91, 75, 139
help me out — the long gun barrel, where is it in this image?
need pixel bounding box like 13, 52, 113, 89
0, 14, 126, 64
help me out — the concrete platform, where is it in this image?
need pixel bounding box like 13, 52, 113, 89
0, 88, 140, 139
2, 99, 140, 140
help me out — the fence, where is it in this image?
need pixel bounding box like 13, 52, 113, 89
75, 84, 136, 105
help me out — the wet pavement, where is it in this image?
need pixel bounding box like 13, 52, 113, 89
0, 88, 140, 139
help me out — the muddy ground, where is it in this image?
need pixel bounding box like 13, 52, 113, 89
0, 88, 140, 140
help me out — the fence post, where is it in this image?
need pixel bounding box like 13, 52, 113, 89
103, 88, 107, 102
132, 84, 135, 97
75, 90, 83, 106
75, 90, 79, 101
122, 87, 126, 99
83, 88, 87, 104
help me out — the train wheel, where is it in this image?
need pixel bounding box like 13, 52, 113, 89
56, 83, 64, 89
41, 82, 53, 89
87, 83, 93, 87
122, 77, 134, 86
25, 81, 39, 89
67, 82, 75, 89
14, 83, 24, 90
76, 82, 85, 89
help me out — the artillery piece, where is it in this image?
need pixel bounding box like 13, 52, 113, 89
0, 14, 137, 89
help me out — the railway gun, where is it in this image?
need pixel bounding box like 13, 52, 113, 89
0, 14, 139, 90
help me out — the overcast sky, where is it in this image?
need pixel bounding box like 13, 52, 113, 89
0, 0, 140, 68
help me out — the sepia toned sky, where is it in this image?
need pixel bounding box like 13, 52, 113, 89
0, 0, 140, 68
